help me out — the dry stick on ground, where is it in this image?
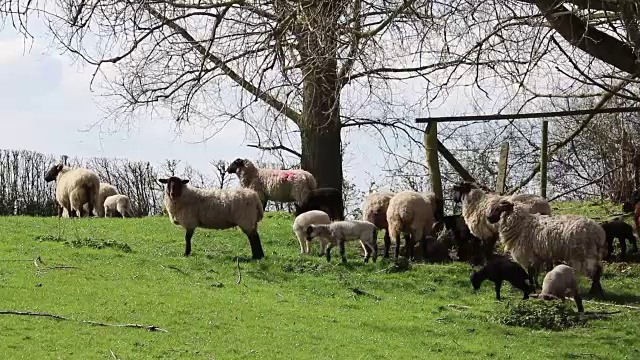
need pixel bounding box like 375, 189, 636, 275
581, 299, 640, 310
0, 310, 168, 332
235, 257, 242, 285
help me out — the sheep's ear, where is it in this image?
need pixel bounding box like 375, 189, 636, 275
182, 179, 189, 184
56, 164, 64, 171
158, 178, 168, 184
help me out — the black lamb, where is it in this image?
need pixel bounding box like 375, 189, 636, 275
293, 187, 343, 221
600, 219, 639, 261
470, 256, 534, 300
440, 214, 482, 264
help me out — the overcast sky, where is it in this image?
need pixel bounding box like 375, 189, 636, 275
0, 23, 402, 191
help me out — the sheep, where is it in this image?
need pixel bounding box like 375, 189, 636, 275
362, 191, 395, 255
535, 264, 584, 313
451, 181, 552, 264
486, 199, 606, 296
306, 220, 378, 263
470, 255, 533, 300
226, 158, 317, 210
293, 187, 343, 220
600, 219, 638, 261
385, 191, 443, 260
158, 176, 265, 259
104, 194, 134, 218
439, 214, 481, 263
95, 183, 118, 217
292, 210, 331, 255
44, 164, 100, 218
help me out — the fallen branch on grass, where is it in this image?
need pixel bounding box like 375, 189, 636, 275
351, 288, 381, 301
0, 310, 168, 332
160, 264, 188, 275
235, 257, 242, 285
582, 300, 640, 310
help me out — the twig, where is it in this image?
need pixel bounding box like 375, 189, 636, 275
235, 257, 242, 285
582, 300, 640, 310
351, 288, 382, 301
160, 264, 188, 275
110, 349, 119, 360
0, 310, 168, 332
447, 304, 471, 310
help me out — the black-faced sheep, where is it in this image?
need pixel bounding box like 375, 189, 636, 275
293, 210, 331, 255
451, 181, 552, 264
439, 214, 481, 263
104, 194, 134, 218
44, 164, 100, 218
487, 199, 606, 296
385, 191, 443, 260
600, 219, 638, 261
535, 264, 584, 313
293, 187, 343, 220
470, 255, 533, 300
158, 176, 265, 259
226, 158, 317, 210
306, 220, 378, 263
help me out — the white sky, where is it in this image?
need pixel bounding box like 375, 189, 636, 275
0, 24, 396, 191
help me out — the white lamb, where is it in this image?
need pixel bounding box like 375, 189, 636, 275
535, 264, 584, 312
292, 210, 332, 255
159, 176, 265, 259
104, 194, 134, 218
226, 158, 317, 210
306, 220, 378, 263
487, 199, 606, 296
44, 164, 100, 218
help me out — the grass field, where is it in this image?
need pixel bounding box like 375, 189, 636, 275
1, 205, 640, 359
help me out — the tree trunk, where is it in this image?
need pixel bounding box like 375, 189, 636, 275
300, 61, 344, 219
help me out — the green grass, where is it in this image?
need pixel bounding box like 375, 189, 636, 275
1, 207, 640, 359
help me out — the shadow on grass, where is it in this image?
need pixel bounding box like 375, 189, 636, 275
582, 290, 640, 306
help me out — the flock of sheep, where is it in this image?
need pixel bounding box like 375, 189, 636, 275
43, 158, 640, 313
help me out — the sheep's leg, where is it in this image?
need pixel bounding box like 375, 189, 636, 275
383, 229, 391, 258
318, 238, 327, 256
394, 234, 401, 260
406, 234, 415, 260
606, 237, 614, 260
494, 280, 502, 301
619, 236, 627, 261
69, 208, 78, 218
326, 243, 334, 262
360, 241, 370, 263
243, 229, 265, 260
527, 266, 538, 292
57, 204, 64, 218
372, 239, 378, 263
588, 264, 604, 297
629, 235, 639, 253
339, 239, 347, 264
184, 228, 195, 256
297, 234, 306, 254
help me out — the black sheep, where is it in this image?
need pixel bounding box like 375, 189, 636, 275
600, 219, 639, 261
293, 187, 344, 221
470, 256, 534, 300
440, 215, 483, 264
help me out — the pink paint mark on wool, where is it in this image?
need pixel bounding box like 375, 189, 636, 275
278, 171, 296, 181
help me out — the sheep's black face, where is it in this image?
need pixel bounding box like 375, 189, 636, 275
486, 200, 513, 224
451, 182, 476, 203
623, 202, 634, 213
158, 176, 189, 199
226, 158, 245, 174
305, 225, 316, 241
44, 164, 64, 182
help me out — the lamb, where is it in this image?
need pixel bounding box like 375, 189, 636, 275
439, 214, 481, 263
293, 187, 343, 220
451, 181, 552, 264
226, 158, 317, 210
158, 176, 265, 259
292, 210, 331, 255
487, 199, 606, 296
306, 220, 378, 263
600, 219, 638, 261
362, 191, 395, 255
44, 164, 100, 218
385, 191, 443, 260
535, 264, 584, 313
104, 194, 134, 218
470, 255, 533, 300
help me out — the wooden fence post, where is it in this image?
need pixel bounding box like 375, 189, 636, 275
425, 121, 443, 214
496, 142, 510, 194
540, 120, 549, 198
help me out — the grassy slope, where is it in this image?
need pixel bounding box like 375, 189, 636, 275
1, 205, 639, 359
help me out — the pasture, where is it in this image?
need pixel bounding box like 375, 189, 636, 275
1, 205, 640, 359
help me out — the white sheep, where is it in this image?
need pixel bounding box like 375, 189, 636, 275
292, 210, 331, 255
96, 183, 118, 217
226, 158, 317, 210
44, 164, 100, 218
487, 199, 606, 296
451, 181, 552, 263
385, 191, 442, 260
535, 264, 584, 312
158, 176, 265, 259
362, 191, 395, 255
306, 220, 378, 263
104, 194, 134, 218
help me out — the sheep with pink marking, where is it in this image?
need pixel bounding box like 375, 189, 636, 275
226, 158, 317, 210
